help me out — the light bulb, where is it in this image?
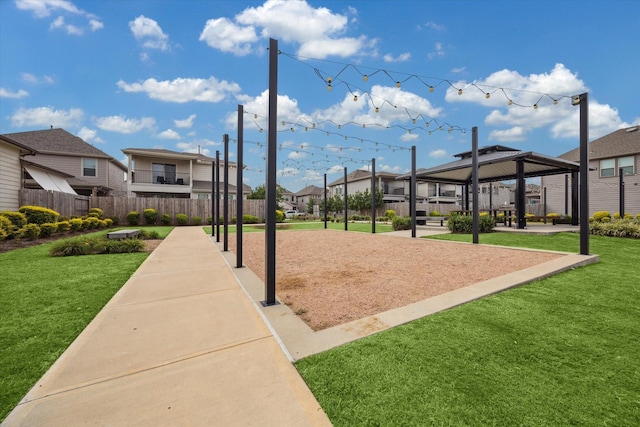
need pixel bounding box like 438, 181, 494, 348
429, 85, 434, 93
412, 118, 416, 124
362, 123, 366, 128
312, 123, 316, 128
408, 129, 412, 134
396, 81, 401, 88
508, 99, 513, 106
458, 88, 463, 95
553, 99, 558, 105
327, 84, 332, 91
425, 122, 430, 128
363, 75, 368, 82
304, 127, 308, 132
353, 95, 358, 101
338, 124, 341, 129
375, 107, 379, 113
428, 131, 432, 135
485, 93, 490, 99
290, 127, 294, 132
533, 104, 538, 109
327, 77, 332, 84
281, 121, 285, 126
448, 128, 453, 133
259, 128, 263, 133
254, 114, 258, 119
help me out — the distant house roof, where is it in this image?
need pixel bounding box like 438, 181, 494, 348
295, 185, 325, 196
328, 169, 400, 186
122, 147, 237, 167
559, 126, 640, 161
0, 134, 38, 155
3, 128, 126, 170
397, 145, 580, 185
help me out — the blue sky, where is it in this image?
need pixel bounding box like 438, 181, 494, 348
1, 0, 639, 192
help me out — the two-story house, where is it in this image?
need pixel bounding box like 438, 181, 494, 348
122, 148, 250, 199
295, 185, 326, 213
2, 128, 127, 197
1, 134, 36, 211
542, 126, 640, 216
328, 169, 406, 202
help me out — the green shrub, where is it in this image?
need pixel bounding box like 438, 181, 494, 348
109, 216, 120, 226
126, 211, 140, 226
275, 210, 285, 223
56, 221, 71, 232
176, 213, 189, 225
104, 218, 113, 227
429, 210, 441, 216
479, 215, 495, 233
138, 229, 160, 239
392, 216, 412, 231
547, 212, 560, 218
592, 211, 611, 222
0, 215, 16, 239
160, 214, 172, 225
192, 216, 202, 225
39, 222, 57, 237
385, 209, 397, 219
143, 208, 158, 225
88, 207, 104, 219
241, 214, 259, 224
69, 218, 83, 231
206, 216, 213, 224
20, 223, 41, 239
447, 213, 472, 233
85, 217, 101, 229
18, 205, 59, 225
49, 236, 145, 256
1, 211, 28, 228
49, 237, 91, 256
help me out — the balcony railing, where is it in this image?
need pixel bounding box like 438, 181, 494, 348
131, 170, 191, 185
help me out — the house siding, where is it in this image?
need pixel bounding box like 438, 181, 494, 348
107, 161, 127, 196
0, 142, 23, 211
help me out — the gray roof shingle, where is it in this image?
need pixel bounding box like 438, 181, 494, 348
559, 126, 640, 161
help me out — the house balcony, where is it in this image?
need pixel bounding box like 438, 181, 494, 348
129, 169, 193, 196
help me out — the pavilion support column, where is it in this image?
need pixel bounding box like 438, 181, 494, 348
464, 184, 470, 211
516, 159, 526, 229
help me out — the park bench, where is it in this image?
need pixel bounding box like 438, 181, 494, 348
415, 216, 446, 226
107, 229, 140, 239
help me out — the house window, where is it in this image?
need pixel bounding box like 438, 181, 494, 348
619, 156, 634, 176
600, 159, 615, 177
83, 158, 97, 177
153, 163, 176, 184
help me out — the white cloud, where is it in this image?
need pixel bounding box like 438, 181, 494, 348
21, 73, 54, 84
444, 63, 631, 140
199, 17, 258, 56
423, 21, 444, 31
0, 87, 29, 99
429, 149, 447, 158
488, 126, 528, 143
11, 106, 83, 127
77, 127, 103, 144
383, 52, 411, 63
378, 164, 405, 173
117, 76, 241, 103
428, 42, 445, 59
94, 115, 155, 134
225, 89, 306, 131
16, 0, 103, 34
157, 129, 181, 140
129, 15, 169, 51
174, 114, 196, 128
400, 132, 419, 142
200, 0, 375, 58
327, 165, 344, 174
176, 139, 218, 156
16, 0, 82, 18
277, 167, 299, 177
451, 66, 466, 74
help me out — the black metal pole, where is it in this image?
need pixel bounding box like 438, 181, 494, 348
516, 160, 526, 229
619, 168, 625, 218
236, 105, 244, 268
223, 134, 229, 252
263, 38, 278, 306
411, 146, 416, 238
211, 160, 218, 237
472, 127, 479, 243
543, 187, 547, 218
464, 184, 470, 211
215, 150, 220, 242
564, 174, 569, 216
489, 183, 493, 211
577, 92, 589, 255
324, 173, 327, 229
344, 167, 348, 231
371, 158, 376, 234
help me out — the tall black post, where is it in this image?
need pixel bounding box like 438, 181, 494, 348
223, 134, 229, 251
564, 174, 569, 215
543, 187, 547, 217
371, 158, 376, 234
215, 150, 220, 242
489, 183, 493, 210
464, 184, 470, 211
236, 105, 244, 268
263, 38, 278, 306
324, 173, 327, 229
344, 167, 348, 231
472, 127, 479, 243
577, 92, 589, 255
411, 146, 416, 238
211, 160, 215, 237
516, 160, 526, 229
619, 168, 625, 218
571, 171, 579, 226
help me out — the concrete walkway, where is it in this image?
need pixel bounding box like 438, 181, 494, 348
3, 227, 331, 426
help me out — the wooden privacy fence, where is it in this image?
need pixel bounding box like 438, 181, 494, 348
20, 189, 266, 224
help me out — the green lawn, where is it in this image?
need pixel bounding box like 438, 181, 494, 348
296, 233, 640, 426
0, 227, 173, 421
